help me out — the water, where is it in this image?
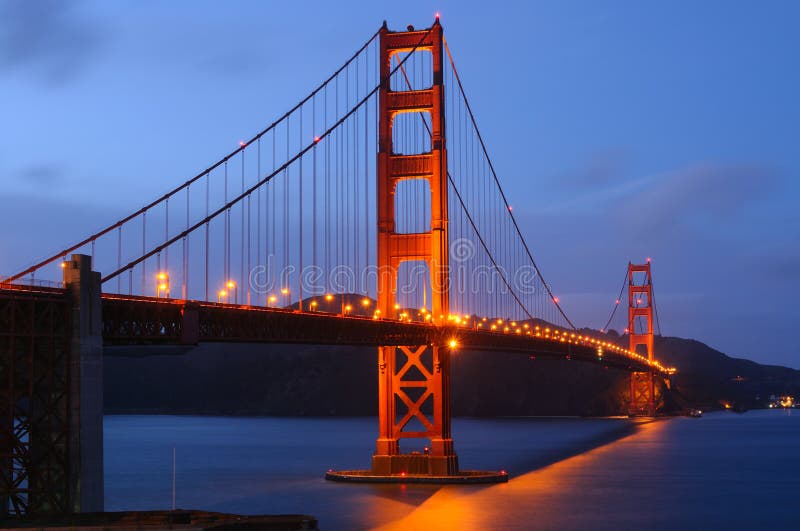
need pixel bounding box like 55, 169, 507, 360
105, 410, 800, 529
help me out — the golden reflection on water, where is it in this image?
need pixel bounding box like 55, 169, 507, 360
373, 420, 668, 530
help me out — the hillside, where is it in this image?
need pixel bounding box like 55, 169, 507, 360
104, 331, 800, 416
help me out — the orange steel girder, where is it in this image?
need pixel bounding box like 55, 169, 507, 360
374, 21, 457, 475
628, 262, 656, 416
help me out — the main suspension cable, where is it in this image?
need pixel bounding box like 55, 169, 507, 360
102, 25, 434, 284
6, 27, 383, 284
601, 265, 629, 333
443, 38, 576, 329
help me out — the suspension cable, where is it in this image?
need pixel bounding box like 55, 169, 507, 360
651, 273, 663, 336
601, 265, 628, 332
443, 39, 576, 329
396, 61, 536, 322
6, 27, 383, 284
102, 26, 434, 284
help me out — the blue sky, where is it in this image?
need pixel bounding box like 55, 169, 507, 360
1, 0, 798, 368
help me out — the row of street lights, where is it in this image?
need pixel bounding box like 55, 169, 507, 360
152, 270, 468, 323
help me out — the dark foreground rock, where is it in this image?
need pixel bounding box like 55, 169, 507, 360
0, 510, 317, 530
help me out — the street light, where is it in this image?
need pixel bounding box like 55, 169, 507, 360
268, 295, 277, 307
310, 300, 318, 311
226, 280, 237, 304
156, 272, 170, 298
217, 289, 228, 303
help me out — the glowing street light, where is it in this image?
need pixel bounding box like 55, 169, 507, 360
217, 289, 228, 303
226, 280, 237, 304
361, 298, 371, 308
448, 339, 458, 349
310, 300, 318, 311
268, 294, 277, 306
156, 272, 170, 298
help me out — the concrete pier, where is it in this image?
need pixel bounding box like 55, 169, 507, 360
64, 255, 104, 512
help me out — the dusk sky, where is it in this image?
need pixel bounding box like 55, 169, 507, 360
1, 1, 798, 368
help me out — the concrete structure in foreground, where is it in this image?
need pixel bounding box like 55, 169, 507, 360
0, 254, 103, 515
64, 255, 104, 512
0, 509, 317, 530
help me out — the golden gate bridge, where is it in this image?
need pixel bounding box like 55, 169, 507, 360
0, 18, 674, 515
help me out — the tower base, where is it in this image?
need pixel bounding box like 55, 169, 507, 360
326, 467, 507, 484
327, 451, 506, 484
371, 453, 459, 476
628, 370, 656, 417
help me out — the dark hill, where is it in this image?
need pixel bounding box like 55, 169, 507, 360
104, 331, 800, 416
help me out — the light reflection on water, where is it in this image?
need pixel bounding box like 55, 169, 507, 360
105, 410, 799, 530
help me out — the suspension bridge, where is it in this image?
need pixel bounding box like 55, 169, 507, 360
0, 18, 675, 516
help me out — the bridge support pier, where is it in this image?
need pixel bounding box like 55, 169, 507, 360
371, 344, 458, 476
64, 254, 104, 512
629, 370, 656, 417
0, 254, 103, 516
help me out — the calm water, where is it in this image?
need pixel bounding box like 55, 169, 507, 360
105, 410, 800, 529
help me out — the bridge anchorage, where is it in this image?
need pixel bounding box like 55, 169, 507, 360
1, 16, 678, 514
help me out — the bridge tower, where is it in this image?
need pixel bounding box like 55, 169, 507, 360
628, 262, 656, 416
373, 20, 458, 476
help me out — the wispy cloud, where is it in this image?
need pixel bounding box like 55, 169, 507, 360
0, 0, 107, 86
624, 163, 778, 228
557, 149, 632, 189
18, 163, 64, 185
539, 162, 779, 235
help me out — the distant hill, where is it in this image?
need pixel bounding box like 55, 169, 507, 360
104, 327, 800, 416
653, 335, 800, 410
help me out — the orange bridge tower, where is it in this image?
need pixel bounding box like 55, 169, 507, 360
628, 262, 656, 416
372, 19, 457, 476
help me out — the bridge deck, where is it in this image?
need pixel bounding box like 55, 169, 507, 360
0, 286, 669, 374
99, 293, 669, 375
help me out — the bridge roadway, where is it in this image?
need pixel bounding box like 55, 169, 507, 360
0, 284, 668, 374
100, 293, 669, 375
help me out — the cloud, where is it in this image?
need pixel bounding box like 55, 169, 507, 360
557, 149, 631, 188
18, 164, 64, 185
763, 246, 800, 280
620, 163, 778, 236
0, 0, 106, 86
